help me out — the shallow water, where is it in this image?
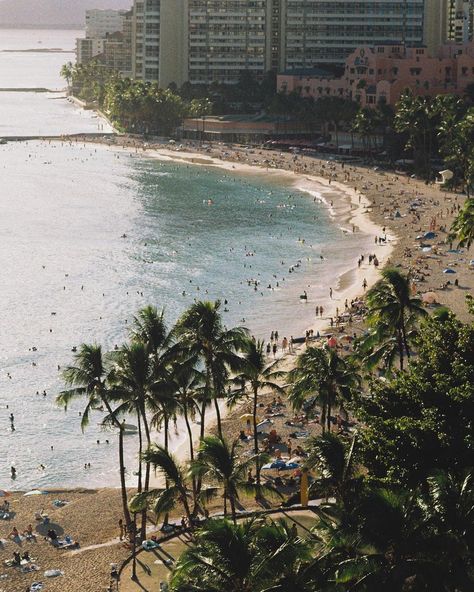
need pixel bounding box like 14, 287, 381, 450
0, 30, 371, 490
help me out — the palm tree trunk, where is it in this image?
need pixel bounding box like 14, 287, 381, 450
102, 399, 131, 530
321, 402, 327, 434
214, 395, 223, 439
183, 400, 197, 504
398, 329, 405, 371
118, 425, 131, 530
137, 411, 143, 494
140, 406, 151, 540
163, 411, 170, 527
229, 495, 237, 524
223, 492, 227, 518
253, 386, 261, 487
401, 315, 411, 361
327, 400, 332, 433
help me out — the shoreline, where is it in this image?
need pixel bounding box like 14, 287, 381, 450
2, 135, 471, 592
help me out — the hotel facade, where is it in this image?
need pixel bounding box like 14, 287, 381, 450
277, 41, 474, 107
128, 0, 450, 87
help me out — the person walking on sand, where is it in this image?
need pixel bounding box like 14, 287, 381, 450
272, 343, 277, 358
363, 278, 368, 290
282, 337, 288, 353
329, 287, 333, 299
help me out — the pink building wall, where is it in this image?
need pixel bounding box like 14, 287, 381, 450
278, 42, 474, 108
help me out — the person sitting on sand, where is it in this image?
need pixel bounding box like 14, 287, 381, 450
47, 528, 58, 543
23, 524, 34, 539
12, 551, 21, 566
8, 526, 19, 540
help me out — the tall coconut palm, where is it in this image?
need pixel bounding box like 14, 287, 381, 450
288, 346, 360, 433
129, 306, 177, 522
230, 338, 286, 485
191, 435, 276, 522
305, 433, 360, 508
57, 344, 131, 528
108, 341, 158, 538
169, 518, 313, 592
365, 269, 427, 370
129, 445, 217, 526
175, 300, 248, 440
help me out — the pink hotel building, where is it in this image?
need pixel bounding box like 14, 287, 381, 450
277, 42, 474, 108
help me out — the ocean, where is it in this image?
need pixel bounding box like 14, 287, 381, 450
0, 30, 371, 490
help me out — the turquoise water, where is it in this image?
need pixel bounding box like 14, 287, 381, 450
0, 30, 369, 490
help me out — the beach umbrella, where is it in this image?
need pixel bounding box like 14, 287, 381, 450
327, 336, 338, 348
422, 292, 438, 304
24, 490, 48, 496
443, 268, 456, 274
423, 231, 436, 239
0, 490, 9, 498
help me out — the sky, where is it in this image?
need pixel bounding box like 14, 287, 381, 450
0, 0, 131, 27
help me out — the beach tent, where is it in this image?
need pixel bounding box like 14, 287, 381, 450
24, 490, 48, 496
436, 169, 453, 184
443, 268, 456, 274
423, 231, 436, 239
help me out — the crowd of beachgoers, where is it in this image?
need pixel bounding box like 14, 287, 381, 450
1, 135, 472, 592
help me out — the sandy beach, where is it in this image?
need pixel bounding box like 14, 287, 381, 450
2, 135, 472, 592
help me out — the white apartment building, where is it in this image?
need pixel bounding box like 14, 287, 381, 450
76, 38, 106, 65
129, 0, 448, 86
85, 9, 128, 38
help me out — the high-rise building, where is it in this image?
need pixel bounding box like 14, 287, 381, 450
446, 0, 474, 42
85, 9, 128, 38
76, 8, 133, 76
128, 0, 454, 86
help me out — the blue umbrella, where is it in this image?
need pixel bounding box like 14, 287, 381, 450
443, 268, 456, 274
423, 231, 436, 239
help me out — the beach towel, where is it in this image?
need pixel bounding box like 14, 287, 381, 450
30, 583, 43, 591
44, 569, 64, 577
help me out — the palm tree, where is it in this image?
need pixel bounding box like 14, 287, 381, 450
451, 198, 474, 248
354, 315, 419, 373
108, 341, 158, 538
175, 300, 248, 439
129, 445, 217, 526
56, 344, 131, 528
166, 357, 203, 502
305, 432, 360, 508
128, 306, 177, 528
288, 346, 360, 433
365, 268, 427, 370
169, 518, 313, 592
230, 338, 286, 486
191, 435, 275, 522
